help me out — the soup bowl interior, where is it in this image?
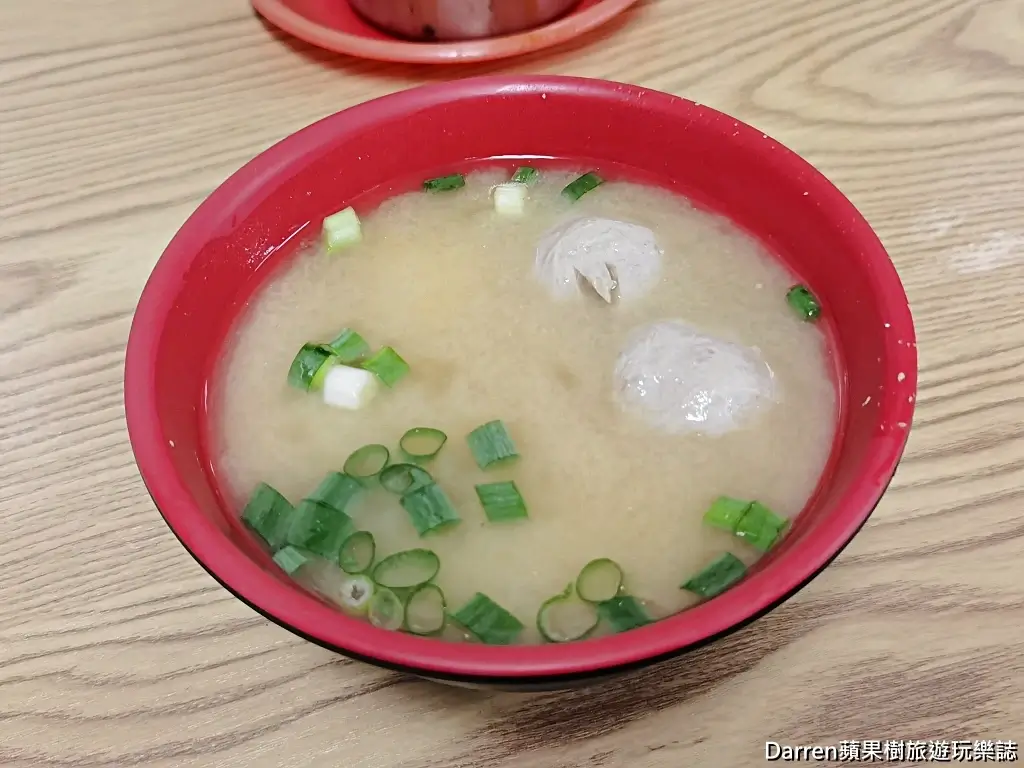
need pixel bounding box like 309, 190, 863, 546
125, 75, 916, 689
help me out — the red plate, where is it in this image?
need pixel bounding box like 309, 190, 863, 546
251, 0, 642, 64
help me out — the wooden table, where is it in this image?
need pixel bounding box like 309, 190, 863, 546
2, 0, 1022, 764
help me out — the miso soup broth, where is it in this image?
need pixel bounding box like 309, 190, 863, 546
214, 168, 836, 644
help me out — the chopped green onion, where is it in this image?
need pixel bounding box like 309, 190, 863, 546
537, 584, 599, 643
734, 501, 788, 551
703, 496, 753, 533
423, 174, 466, 192
368, 587, 405, 630
272, 545, 309, 575
576, 558, 623, 603
343, 444, 390, 480
450, 592, 523, 645
786, 284, 821, 321
287, 343, 336, 391
361, 346, 409, 387
286, 499, 355, 560
405, 583, 447, 635
597, 595, 652, 633
379, 463, 434, 495
681, 552, 747, 599
511, 166, 539, 184
372, 548, 440, 589
241, 482, 294, 550
339, 530, 375, 574
466, 419, 519, 470
562, 172, 604, 201
475, 481, 528, 522
338, 574, 374, 614
400, 483, 461, 536
399, 427, 448, 461
306, 471, 363, 512
327, 328, 370, 363
322, 206, 363, 253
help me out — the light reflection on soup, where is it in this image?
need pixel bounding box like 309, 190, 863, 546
213, 169, 836, 645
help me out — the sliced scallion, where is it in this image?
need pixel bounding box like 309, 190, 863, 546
681, 552, 747, 599
475, 480, 528, 522
511, 166, 539, 184
537, 584, 599, 643
286, 499, 355, 560
562, 172, 603, 202
272, 545, 309, 575
786, 284, 821, 321
379, 463, 434, 495
405, 583, 447, 635
361, 346, 409, 387
322, 205, 362, 253
703, 496, 753, 533
734, 501, 788, 551
241, 482, 294, 550
306, 471, 363, 512
328, 328, 370, 363
466, 419, 519, 470
597, 595, 652, 633
339, 530, 375, 574
400, 483, 461, 536
287, 343, 336, 391
423, 174, 466, 192
338, 574, 375, 615
576, 558, 623, 603
343, 444, 390, 480
450, 592, 523, 645
399, 427, 448, 462
372, 548, 440, 589
368, 587, 405, 630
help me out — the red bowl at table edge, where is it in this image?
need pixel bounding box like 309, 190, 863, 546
124, 75, 916, 689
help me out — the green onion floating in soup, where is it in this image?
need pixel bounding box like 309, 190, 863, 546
597, 595, 652, 633
306, 471, 363, 511
339, 531, 376, 574
372, 549, 440, 590
466, 419, 519, 470
786, 284, 821, 321
576, 558, 624, 603
404, 584, 447, 635
537, 584, 599, 643
272, 545, 309, 575
423, 174, 466, 192
399, 427, 448, 462
510, 166, 539, 184
703, 495, 753, 533
450, 593, 524, 645
368, 587, 405, 630
287, 343, 336, 391
327, 327, 370, 363
360, 346, 410, 387
733, 501, 788, 552
343, 444, 390, 481
475, 481, 527, 522
561, 172, 604, 202
379, 463, 434, 495
241, 482, 294, 551
338, 574, 375, 615
400, 482, 461, 536
286, 499, 355, 560
681, 552, 747, 599
322, 205, 363, 254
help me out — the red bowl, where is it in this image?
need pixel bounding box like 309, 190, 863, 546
125, 76, 916, 690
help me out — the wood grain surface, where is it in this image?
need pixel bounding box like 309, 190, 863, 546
2, 0, 1023, 764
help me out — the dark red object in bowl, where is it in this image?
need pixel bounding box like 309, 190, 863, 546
124, 76, 917, 690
